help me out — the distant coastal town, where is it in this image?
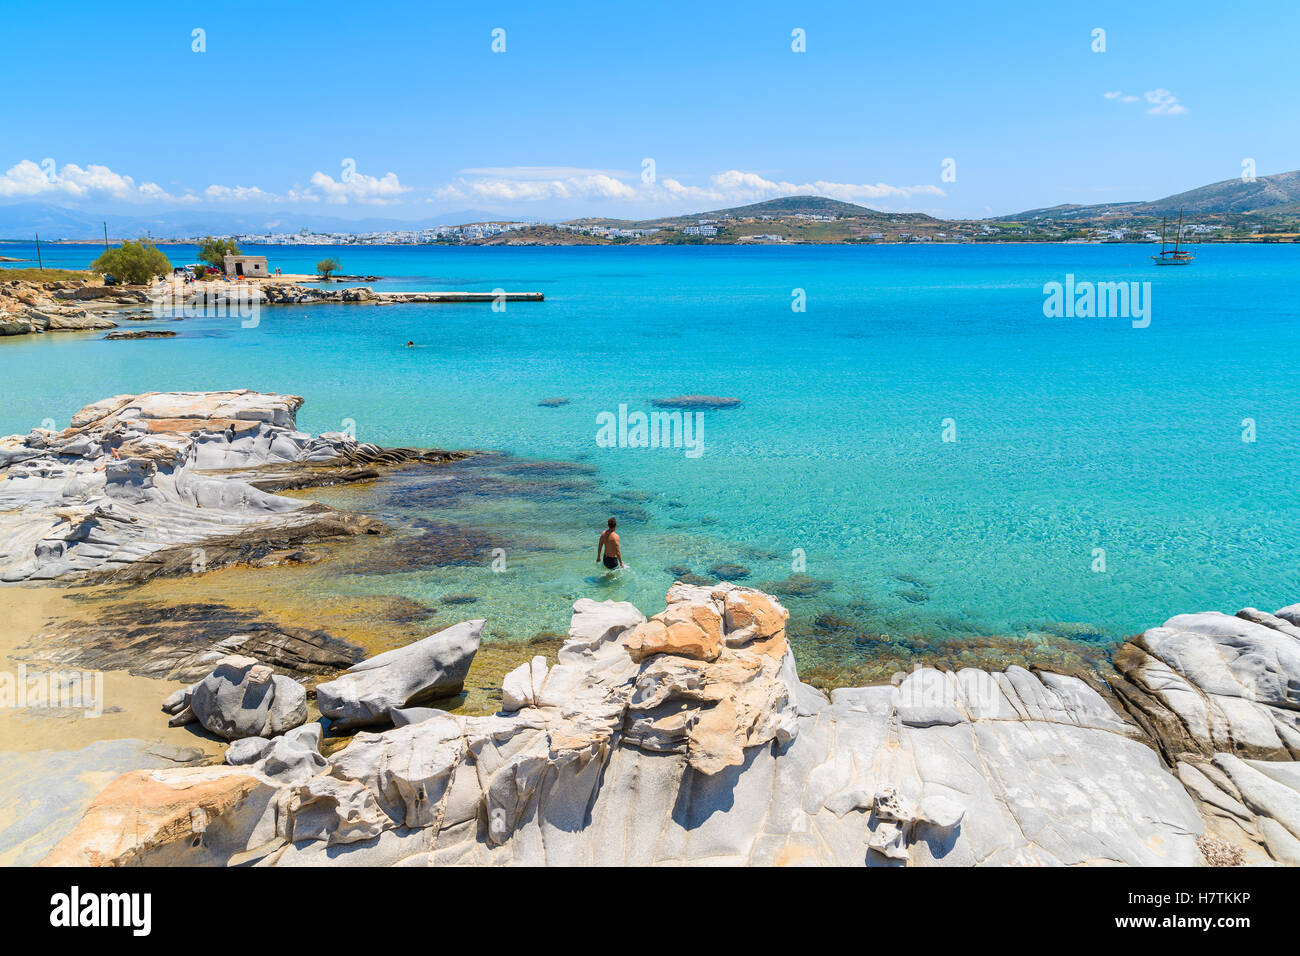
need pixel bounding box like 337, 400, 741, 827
155, 209, 1290, 247
159, 184, 1300, 247
17, 169, 1300, 248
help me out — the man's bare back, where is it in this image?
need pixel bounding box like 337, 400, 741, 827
597, 518, 623, 570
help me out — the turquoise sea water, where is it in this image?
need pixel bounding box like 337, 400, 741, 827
2, 242, 1298, 662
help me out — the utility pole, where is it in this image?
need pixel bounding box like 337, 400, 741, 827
35, 231, 43, 269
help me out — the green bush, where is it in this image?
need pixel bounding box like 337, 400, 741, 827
198, 236, 241, 269
90, 240, 172, 285
317, 257, 342, 280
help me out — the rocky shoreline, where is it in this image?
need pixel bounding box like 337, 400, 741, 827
0, 277, 544, 341
0, 278, 143, 337
36, 579, 1300, 867
255, 283, 543, 305
0, 390, 470, 584
6, 389, 1299, 867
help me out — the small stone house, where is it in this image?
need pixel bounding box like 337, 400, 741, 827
222, 254, 269, 278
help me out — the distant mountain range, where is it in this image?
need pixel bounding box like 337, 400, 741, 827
569, 196, 933, 230
643, 196, 920, 225
0, 204, 507, 241
2, 169, 1297, 241
1000, 169, 1300, 221
569, 171, 1300, 233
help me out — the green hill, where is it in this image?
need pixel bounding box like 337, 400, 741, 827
1006, 169, 1300, 221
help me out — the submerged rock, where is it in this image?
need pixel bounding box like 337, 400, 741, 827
440, 593, 479, 605
316, 620, 484, 729
759, 573, 834, 597
707, 563, 751, 581
105, 329, 176, 340
33, 600, 364, 682
677, 573, 715, 586
651, 395, 741, 409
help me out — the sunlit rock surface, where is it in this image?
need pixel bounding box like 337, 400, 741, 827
0, 390, 404, 582
316, 620, 484, 729
1109, 605, 1300, 863
45, 584, 1226, 867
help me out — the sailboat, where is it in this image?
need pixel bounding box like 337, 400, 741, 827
1151, 210, 1194, 265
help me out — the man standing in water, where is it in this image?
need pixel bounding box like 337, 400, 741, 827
597, 517, 624, 570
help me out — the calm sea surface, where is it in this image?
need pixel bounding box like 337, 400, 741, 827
3, 241, 1298, 671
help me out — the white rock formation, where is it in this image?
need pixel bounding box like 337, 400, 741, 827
0, 277, 137, 337
225, 724, 328, 786
1109, 604, 1300, 863
45, 584, 1224, 867
0, 390, 381, 582
315, 620, 484, 729
1118, 609, 1300, 760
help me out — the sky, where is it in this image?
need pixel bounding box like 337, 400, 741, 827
1, 0, 1297, 225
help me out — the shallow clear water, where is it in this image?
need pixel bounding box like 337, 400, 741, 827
3, 241, 1298, 659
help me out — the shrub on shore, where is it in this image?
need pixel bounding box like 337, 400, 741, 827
317, 257, 342, 280
90, 240, 172, 285
198, 236, 241, 270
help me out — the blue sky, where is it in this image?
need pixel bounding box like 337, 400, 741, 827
1, 0, 1296, 223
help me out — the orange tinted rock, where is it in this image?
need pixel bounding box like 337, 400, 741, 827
699, 654, 763, 701
624, 613, 724, 663
665, 601, 723, 640
724, 590, 789, 647
687, 660, 794, 775
749, 630, 789, 661
41, 767, 277, 867
689, 696, 747, 773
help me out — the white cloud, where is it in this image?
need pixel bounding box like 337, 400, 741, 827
1104, 88, 1186, 114
0, 160, 193, 202
203, 169, 407, 205
306, 170, 408, 204
437, 167, 944, 209
437, 172, 639, 203
0, 158, 412, 207
1143, 88, 1187, 116
204, 183, 279, 203
2, 159, 944, 214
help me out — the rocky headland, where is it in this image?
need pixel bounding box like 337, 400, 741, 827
0, 389, 468, 584
0, 276, 544, 341
0, 277, 142, 336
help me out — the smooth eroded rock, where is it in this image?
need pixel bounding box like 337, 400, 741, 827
190, 655, 307, 741
316, 620, 483, 729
